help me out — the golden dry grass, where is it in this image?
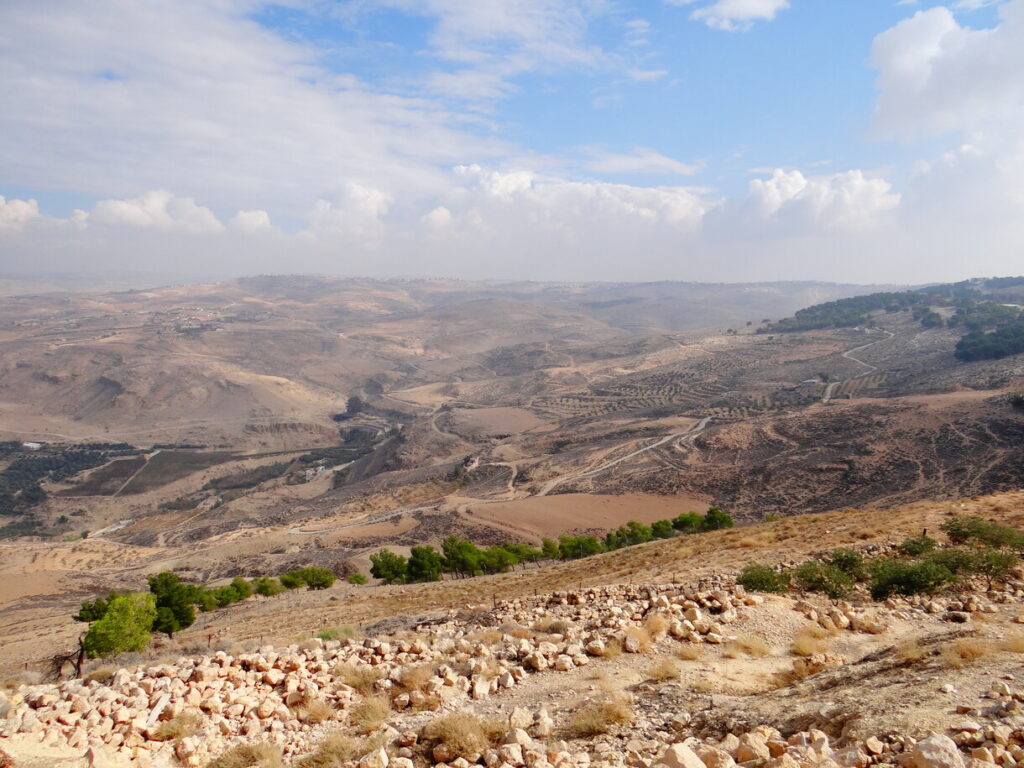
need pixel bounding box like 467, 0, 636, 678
1002, 632, 1024, 654
643, 613, 671, 641
153, 712, 203, 742
83, 665, 116, 684
533, 618, 571, 635
424, 713, 506, 758
674, 644, 703, 661
647, 658, 681, 681
396, 664, 436, 693
204, 742, 285, 768
349, 696, 391, 734
895, 639, 928, 665
294, 732, 386, 768
333, 663, 385, 694
292, 698, 334, 725
724, 634, 771, 659
941, 637, 996, 668
565, 696, 634, 738
791, 626, 829, 658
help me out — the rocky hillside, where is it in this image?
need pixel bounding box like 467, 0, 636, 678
5, 510, 1024, 768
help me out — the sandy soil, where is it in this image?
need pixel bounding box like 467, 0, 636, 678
458, 492, 711, 541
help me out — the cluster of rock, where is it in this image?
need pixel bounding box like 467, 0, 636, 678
0, 583, 758, 766
792, 600, 889, 636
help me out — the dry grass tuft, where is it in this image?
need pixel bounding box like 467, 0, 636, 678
624, 626, 653, 653
294, 732, 386, 768
153, 712, 203, 742
941, 637, 996, 668
349, 696, 391, 734
1001, 632, 1024, 654
424, 713, 505, 758
334, 662, 386, 694
690, 675, 720, 694
396, 664, 436, 693
643, 613, 671, 641
895, 639, 928, 665
469, 629, 504, 646
205, 742, 285, 768
565, 695, 634, 738
674, 644, 704, 661
293, 698, 334, 725
724, 634, 771, 659
647, 658, 681, 682
791, 626, 829, 658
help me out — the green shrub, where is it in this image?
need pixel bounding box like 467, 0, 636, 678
924, 548, 977, 575
941, 516, 1024, 550
702, 506, 734, 531
279, 571, 305, 590
828, 548, 867, 580
83, 593, 157, 658
897, 535, 937, 557
791, 561, 853, 599
253, 576, 285, 596
347, 573, 367, 585
407, 546, 444, 582
738, 564, 789, 593
869, 558, 956, 600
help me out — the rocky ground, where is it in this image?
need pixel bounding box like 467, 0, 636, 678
4, 534, 1024, 768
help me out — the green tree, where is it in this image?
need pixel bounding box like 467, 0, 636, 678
651, 519, 675, 539
82, 593, 157, 658
702, 506, 734, 531
370, 550, 408, 584
73, 591, 121, 623
441, 536, 483, 578
229, 577, 253, 600
672, 513, 703, 534
969, 548, 1016, 589
297, 567, 335, 590
480, 546, 518, 574
541, 538, 560, 560
148, 572, 198, 638
407, 546, 444, 583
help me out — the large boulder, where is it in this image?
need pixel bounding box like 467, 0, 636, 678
911, 734, 966, 768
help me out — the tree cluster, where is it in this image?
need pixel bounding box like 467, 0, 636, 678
73, 566, 336, 657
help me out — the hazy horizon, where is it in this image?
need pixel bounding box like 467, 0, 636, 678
3, 1, 1024, 284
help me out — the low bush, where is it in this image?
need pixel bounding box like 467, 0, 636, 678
940, 637, 995, 668
349, 696, 390, 734
869, 558, 956, 600
738, 564, 789, 593
152, 712, 203, 741
347, 573, 367, 585
333, 662, 385, 694
791, 560, 853, 599
897, 535, 938, 557
647, 658, 681, 681
828, 548, 868, 580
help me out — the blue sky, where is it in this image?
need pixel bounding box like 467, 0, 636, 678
1, 0, 1022, 283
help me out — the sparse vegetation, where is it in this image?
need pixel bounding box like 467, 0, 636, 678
791, 560, 853, 599
738, 564, 789, 593
424, 713, 505, 758
152, 711, 203, 741
205, 742, 285, 768
565, 695, 634, 737
647, 658, 681, 681
791, 626, 829, 657
940, 637, 995, 668
349, 695, 391, 734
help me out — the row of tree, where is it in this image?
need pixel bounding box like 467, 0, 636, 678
369, 507, 734, 585
73, 567, 336, 657
954, 321, 1024, 362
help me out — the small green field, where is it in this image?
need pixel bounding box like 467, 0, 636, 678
56, 456, 146, 496
119, 451, 237, 495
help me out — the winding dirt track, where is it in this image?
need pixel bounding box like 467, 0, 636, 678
822, 329, 895, 403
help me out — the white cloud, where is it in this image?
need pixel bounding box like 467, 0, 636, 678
0, 195, 40, 231
670, 0, 790, 31
88, 191, 223, 233
584, 147, 699, 176
741, 169, 901, 231
307, 183, 393, 241
870, 3, 1024, 140
229, 209, 273, 233
627, 68, 669, 82
421, 206, 453, 229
